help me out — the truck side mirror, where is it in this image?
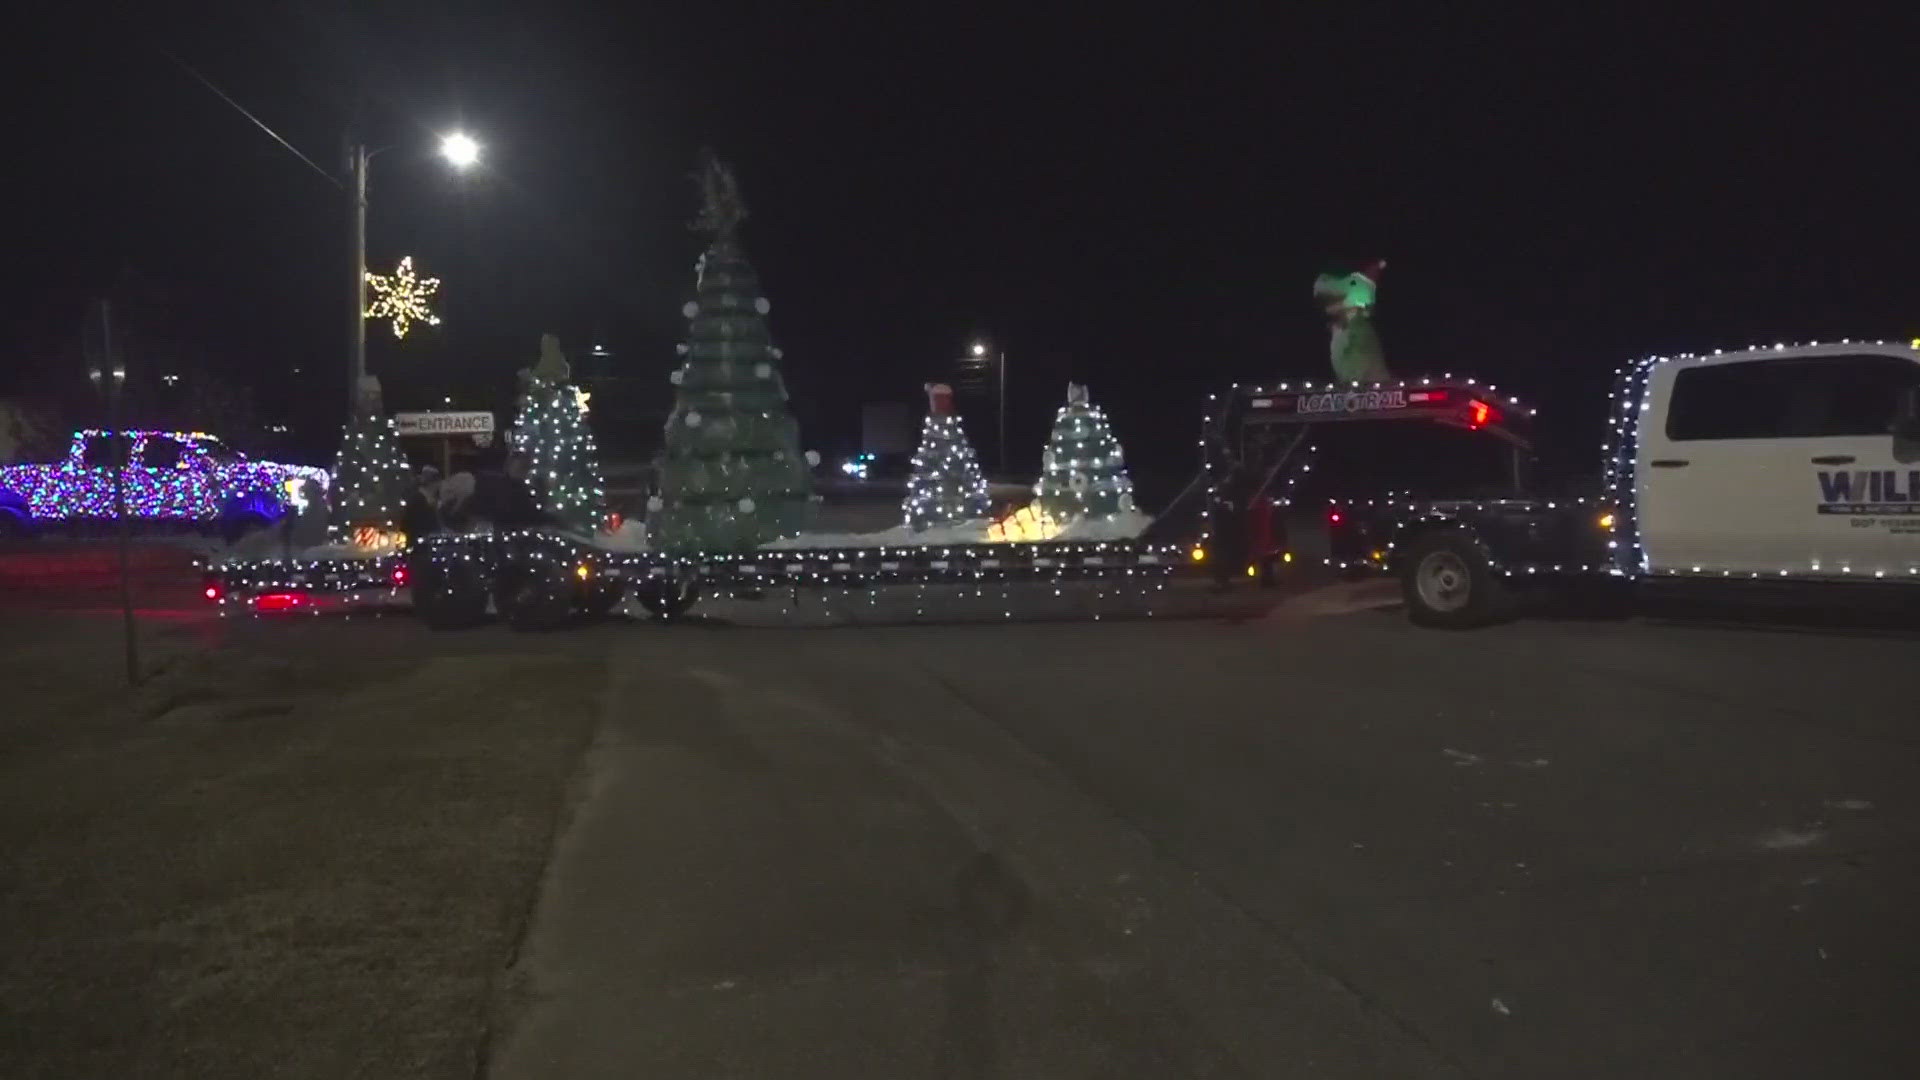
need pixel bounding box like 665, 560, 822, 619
1896, 386, 1920, 440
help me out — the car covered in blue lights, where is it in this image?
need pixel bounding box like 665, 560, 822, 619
0, 429, 328, 538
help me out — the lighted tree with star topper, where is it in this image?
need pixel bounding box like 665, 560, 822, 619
365, 255, 442, 338
510, 334, 607, 535
648, 151, 813, 552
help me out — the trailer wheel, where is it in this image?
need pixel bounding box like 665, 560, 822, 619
411, 556, 487, 630
496, 563, 574, 631
1402, 530, 1511, 629
635, 577, 701, 621
581, 578, 625, 619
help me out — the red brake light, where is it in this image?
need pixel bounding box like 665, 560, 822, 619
392, 565, 408, 586
1467, 399, 1497, 429
252, 592, 306, 611
203, 585, 220, 601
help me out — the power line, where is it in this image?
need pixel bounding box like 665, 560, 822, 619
160, 47, 343, 190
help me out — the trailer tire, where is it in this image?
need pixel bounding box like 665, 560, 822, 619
635, 578, 701, 621
581, 578, 625, 619
412, 556, 488, 630
1402, 529, 1511, 629
495, 562, 574, 631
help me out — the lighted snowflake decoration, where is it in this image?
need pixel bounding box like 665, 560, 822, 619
365, 256, 442, 339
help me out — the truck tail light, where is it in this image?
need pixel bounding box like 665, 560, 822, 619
1329, 510, 1343, 525
1467, 399, 1498, 430
391, 565, 409, 586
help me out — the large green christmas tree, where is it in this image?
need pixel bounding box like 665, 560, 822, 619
1033, 382, 1136, 520
328, 375, 413, 544
903, 383, 990, 531
512, 334, 606, 535
648, 153, 812, 552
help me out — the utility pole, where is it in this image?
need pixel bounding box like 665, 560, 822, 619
85, 300, 138, 686
348, 138, 369, 415
997, 346, 1008, 476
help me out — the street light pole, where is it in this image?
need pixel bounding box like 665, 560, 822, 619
348, 140, 369, 415
346, 132, 479, 417
997, 346, 1008, 476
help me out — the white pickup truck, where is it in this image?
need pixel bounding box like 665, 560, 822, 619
1322, 341, 1920, 625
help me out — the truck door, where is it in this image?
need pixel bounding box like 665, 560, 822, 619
1791, 352, 1920, 577
1638, 356, 1804, 575
78, 432, 136, 518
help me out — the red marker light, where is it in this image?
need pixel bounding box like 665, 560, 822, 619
203, 585, 220, 601
392, 565, 408, 586
1467, 399, 1496, 429
1329, 510, 1343, 525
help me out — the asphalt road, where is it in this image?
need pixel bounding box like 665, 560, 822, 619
472, 597, 1918, 1079
4, 553, 1916, 1078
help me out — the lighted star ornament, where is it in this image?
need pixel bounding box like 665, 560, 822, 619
365, 256, 442, 338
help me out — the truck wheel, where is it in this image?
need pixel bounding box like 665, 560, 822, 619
221, 511, 274, 546
635, 578, 701, 621
0, 508, 32, 541
1402, 531, 1511, 629
496, 564, 573, 631
411, 556, 487, 630
581, 579, 625, 619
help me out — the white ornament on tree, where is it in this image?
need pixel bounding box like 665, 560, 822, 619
647, 495, 664, 512
685, 410, 703, 427
737, 497, 756, 513
1070, 472, 1090, 491
669, 370, 684, 385
804, 449, 820, 466
754, 363, 771, 378
681, 301, 699, 318
754, 297, 771, 314
1119, 492, 1136, 512
676, 343, 689, 355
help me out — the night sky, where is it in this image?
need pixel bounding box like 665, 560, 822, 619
8, 4, 1915, 480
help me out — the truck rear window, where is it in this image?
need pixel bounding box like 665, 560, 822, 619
1666, 354, 1920, 441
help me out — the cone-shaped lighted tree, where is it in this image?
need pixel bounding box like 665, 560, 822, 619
903, 382, 990, 531
1033, 382, 1137, 520
328, 375, 412, 548
648, 152, 812, 552
511, 334, 607, 535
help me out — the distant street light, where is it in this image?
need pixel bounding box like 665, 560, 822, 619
965, 337, 1007, 474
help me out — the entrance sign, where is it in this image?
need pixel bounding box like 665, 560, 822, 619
394, 411, 493, 437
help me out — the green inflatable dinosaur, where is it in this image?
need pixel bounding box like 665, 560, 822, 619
1312, 260, 1392, 384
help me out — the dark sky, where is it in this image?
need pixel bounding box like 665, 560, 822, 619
7, 4, 1915, 477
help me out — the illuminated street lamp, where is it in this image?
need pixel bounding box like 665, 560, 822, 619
346, 129, 481, 412
439, 131, 481, 169
964, 338, 1007, 473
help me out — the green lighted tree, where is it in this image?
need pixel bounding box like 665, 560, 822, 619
903, 382, 990, 531
648, 152, 813, 552
511, 334, 607, 534
1033, 382, 1136, 520
328, 375, 413, 543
